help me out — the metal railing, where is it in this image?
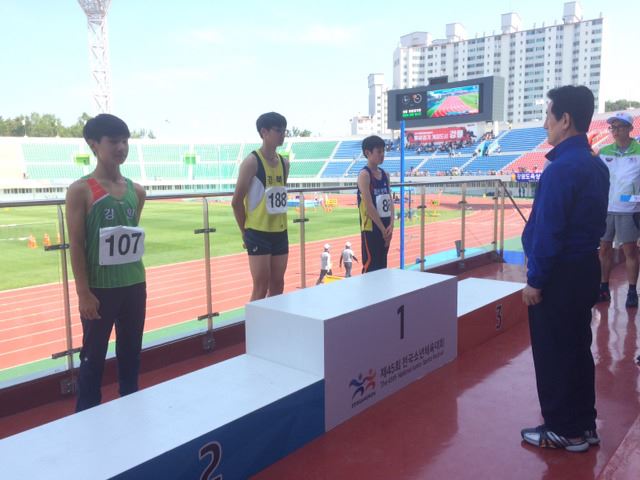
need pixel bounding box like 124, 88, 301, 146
0, 179, 529, 390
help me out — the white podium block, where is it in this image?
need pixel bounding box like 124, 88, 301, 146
246, 269, 457, 430
0, 355, 324, 480
457, 278, 526, 353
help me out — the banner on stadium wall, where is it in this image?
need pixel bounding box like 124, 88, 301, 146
407, 127, 467, 144
515, 172, 542, 183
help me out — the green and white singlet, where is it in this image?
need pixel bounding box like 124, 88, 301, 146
84, 176, 145, 288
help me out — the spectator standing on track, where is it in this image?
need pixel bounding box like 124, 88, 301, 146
66, 114, 147, 412
358, 135, 394, 273
597, 112, 640, 308
232, 112, 289, 301
521, 85, 609, 452
339, 241, 358, 277
316, 243, 332, 284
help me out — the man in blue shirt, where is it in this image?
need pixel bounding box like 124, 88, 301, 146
520, 85, 609, 452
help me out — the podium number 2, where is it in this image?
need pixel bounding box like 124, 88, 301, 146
199, 441, 222, 480
397, 305, 405, 339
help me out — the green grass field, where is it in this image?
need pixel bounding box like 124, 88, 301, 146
459, 93, 479, 111
0, 201, 460, 291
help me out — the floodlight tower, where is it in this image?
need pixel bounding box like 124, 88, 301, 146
78, 0, 113, 113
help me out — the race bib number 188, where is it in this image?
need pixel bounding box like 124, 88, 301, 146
265, 186, 288, 214
376, 193, 392, 218
99, 226, 145, 266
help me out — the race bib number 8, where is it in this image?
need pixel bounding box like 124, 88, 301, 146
265, 186, 288, 214
376, 193, 392, 218
99, 226, 145, 266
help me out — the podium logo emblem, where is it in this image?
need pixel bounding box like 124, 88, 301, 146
349, 369, 377, 407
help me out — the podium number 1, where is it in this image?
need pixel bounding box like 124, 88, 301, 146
397, 305, 405, 339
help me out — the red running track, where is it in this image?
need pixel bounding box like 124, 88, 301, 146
432, 95, 477, 117
0, 207, 528, 370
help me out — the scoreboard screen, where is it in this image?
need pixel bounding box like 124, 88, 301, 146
398, 92, 428, 120
426, 84, 479, 118
388, 76, 504, 128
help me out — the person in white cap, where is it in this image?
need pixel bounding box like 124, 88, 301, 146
316, 243, 333, 285
339, 241, 359, 278
597, 111, 640, 308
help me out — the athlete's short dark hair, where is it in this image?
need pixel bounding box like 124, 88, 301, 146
83, 114, 130, 142
256, 112, 287, 135
547, 85, 594, 134
362, 135, 386, 157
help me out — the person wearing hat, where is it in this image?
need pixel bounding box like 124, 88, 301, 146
597, 111, 640, 308
339, 241, 359, 278
316, 243, 333, 285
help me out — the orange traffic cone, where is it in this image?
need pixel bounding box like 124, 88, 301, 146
43, 233, 51, 248
28, 234, 38, 249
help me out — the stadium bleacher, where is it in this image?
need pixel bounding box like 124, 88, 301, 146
193, 162, 237, 180
141, 144, 190, 163
290, 141, 337, 160
321, 161, 352, 177
288, 161, 325, 177
22, 143, 86, 180
507, 151, 548, 173
22, 143, 82, 164
463, 154, 521, 174
496, 127, 547, 152
240, 143, 262, 158
332, 140, 362, 160
5, 111, 640, 187
421, 155, 471, 175
193, 144, 242, 162
145, 164, 189, 180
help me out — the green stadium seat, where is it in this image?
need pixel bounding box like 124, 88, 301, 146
290, 141, 337, 160
141, 144, 190, 163
288, 161, 324, 177
193, 144, 242, 162
25, 164, 85, 180
145, 164, 189, 180
192, 162, 237, 180
22, 144, 81, 163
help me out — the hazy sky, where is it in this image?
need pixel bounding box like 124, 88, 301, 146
1, 1, 637, 140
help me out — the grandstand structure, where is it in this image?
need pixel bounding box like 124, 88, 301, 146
1, 110, 639, 200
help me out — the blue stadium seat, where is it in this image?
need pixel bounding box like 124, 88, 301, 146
496, 128, 547, 152
462, 154, 521, 174
322, 162, 352, 177
333, 140, 362, 160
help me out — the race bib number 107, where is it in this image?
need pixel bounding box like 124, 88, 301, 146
99, 226, 145, 266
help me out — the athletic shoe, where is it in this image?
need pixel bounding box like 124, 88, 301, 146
625, 291, 638, 308
597, 289, 611, 302
521, 425, 589, 452
584, 429, 600, 446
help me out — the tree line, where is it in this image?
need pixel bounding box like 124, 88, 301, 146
605, 99, 640, 112
5, 101, 636, 139
0, 113, 155, 138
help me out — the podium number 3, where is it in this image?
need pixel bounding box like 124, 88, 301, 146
397, 305, 405, 339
